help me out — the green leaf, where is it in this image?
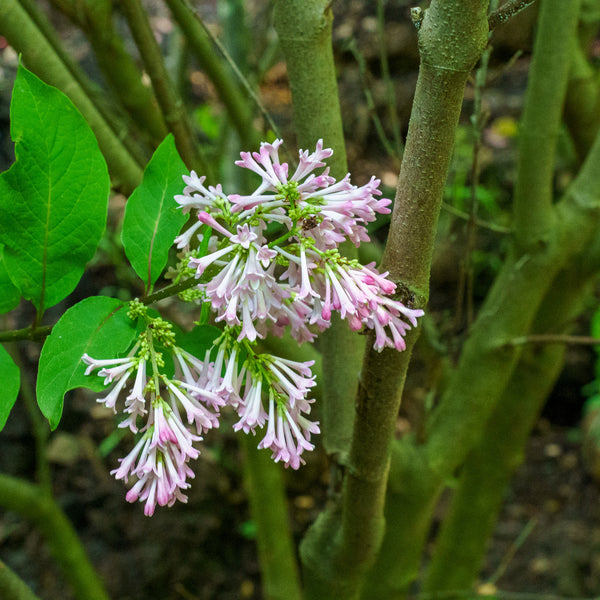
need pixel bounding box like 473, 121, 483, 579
0, 64, 109, 313
0, 344, 20, 431
177, 324, 221, 358
0, 246, 21, 314
121, 134, 187, 288
36, 296, 138, 429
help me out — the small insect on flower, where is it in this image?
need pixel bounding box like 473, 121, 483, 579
301, 215, 320, 231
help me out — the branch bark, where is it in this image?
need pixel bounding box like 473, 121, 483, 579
273, 0, 364, 462
295, 1, 490, 597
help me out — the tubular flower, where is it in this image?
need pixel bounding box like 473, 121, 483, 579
83, 139, 426, 515
174, 138, 423, 351
82, 340, 222, 516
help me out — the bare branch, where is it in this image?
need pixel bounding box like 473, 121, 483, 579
489, 0, 537, 30
509, 334, 600, 346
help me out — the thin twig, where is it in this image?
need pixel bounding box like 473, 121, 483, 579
489, 0, 537, 30
119, 0, 209, 174
509, 334, 600, 346
488, 517, 537, 584
0, 278, 200, 343
441, 202, 511, 233
175, 0, 282, 141
11, 347, 52, 494
376, 0, 403, 158
141, 276, 200, 305
345, 38, 400, 166
0, 325, 53, 343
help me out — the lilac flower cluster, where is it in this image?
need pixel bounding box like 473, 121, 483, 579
175, 139, 424, 349
82, 313, 319, 516
83, 140, 423, 515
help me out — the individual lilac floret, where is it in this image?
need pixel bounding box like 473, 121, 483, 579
82, 353, 140, 413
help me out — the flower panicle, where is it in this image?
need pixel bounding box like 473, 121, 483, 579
82, 326, 319, 515
174, 139, 423, 352
83, 139, 424, 515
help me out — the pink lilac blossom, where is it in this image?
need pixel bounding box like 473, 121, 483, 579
229, 139, 391, 249
175, 138, 423, 352
83, 331, 321, 514
82, 346, 224, 515
82, 140, 425, 514
231, 353, 320, 468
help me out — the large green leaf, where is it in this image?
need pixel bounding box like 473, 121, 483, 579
122, 134, 187, 288
36, 296, 138, 429
0, 246, 21, 314
0, 344, 20, 431
0, 64, 109, 313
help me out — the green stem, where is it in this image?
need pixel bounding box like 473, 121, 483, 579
16, 351, 52, 494
241, 436, 303, 600
425, 0, 583, 481
513, 0, 580, 250
164, 0, 259, 149
0, 325, 52, 344
564, 35, 600, 164
0, 0, 143, 193
0, 560, 41, 600
273, 0, 363, 464
359, 441, 441, 600
48, 0, 167, 145
297, 1, 490, 597
0, 473, 110, 600
422, 261, 597, 593
119, 0, 208, 175
369, 12, 599, 592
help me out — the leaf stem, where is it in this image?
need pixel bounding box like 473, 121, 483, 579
508, 333, 600, 346
141, 277, 200, 305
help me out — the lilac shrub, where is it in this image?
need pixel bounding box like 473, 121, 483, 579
83, 139, 424, 515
